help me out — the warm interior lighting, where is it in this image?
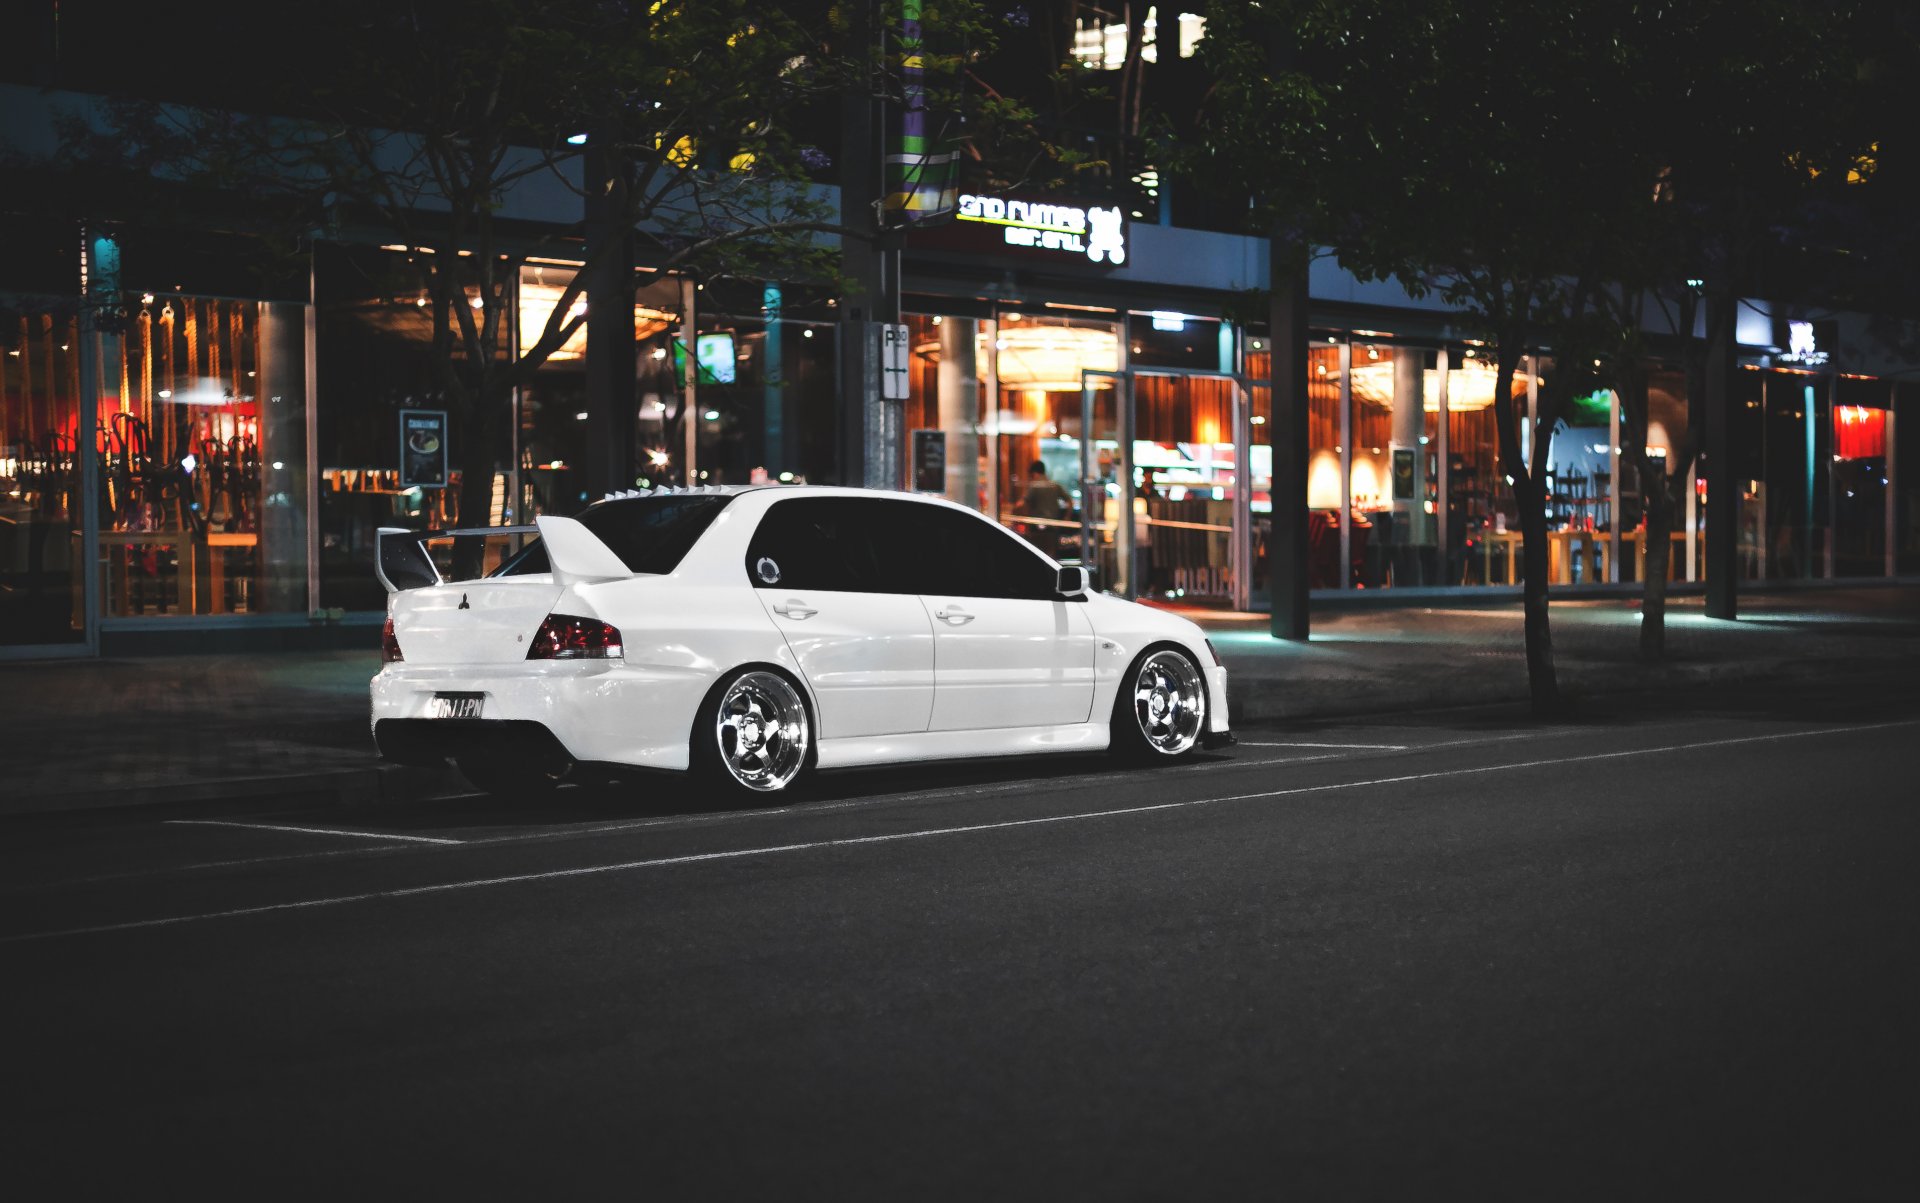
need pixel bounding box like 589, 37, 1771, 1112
991, 324, 1120, 391
1835, 405, 1887, 459
1348, 357, 1535, 413
517, 282, 675, 361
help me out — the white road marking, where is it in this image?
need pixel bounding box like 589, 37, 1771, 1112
9, 717, 1912, 946
166, 819, 463, 846
1239, 741, 1410, 750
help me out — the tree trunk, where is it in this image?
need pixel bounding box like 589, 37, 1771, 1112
1515, 475, 1561, 714
449, 389, 500, 581
1488, 338, 1560, 716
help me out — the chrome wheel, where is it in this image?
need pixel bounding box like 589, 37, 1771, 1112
1132, 650, 1206, 756
714, 671, 810, 792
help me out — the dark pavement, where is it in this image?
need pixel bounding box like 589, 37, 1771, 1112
7, 673, 1919, 1197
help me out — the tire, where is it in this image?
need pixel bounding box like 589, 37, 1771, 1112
1109, 645, 1209, 763
691, 667, 814, 799
455, 753, 569, 798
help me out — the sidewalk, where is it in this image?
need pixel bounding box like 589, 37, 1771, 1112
4, 586, 1916, 818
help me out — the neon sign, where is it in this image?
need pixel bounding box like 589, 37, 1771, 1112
954, 193, 1127, 265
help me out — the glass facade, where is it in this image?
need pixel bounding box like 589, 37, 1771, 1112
98, 293, 309, 618
5, 229, 1913, 656
0, 300, 85, 645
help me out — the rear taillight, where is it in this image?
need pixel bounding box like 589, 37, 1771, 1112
527, 614, 623, 660
382, 615, 404, 663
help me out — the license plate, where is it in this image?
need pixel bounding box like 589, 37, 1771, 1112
431, 692, 485, 720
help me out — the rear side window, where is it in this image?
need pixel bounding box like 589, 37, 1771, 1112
745, 498, 886, 591
494, 495, 733, 577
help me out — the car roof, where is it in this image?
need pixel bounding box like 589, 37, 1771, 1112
596, 484, 973, 508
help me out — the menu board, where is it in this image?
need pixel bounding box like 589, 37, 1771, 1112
400, 409, 449, 489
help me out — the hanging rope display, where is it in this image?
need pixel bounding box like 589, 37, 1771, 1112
138, 307, 153, 429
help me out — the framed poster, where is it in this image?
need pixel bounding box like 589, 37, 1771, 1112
912, 429, 946, 493
400, 409, 449, 489
1391, 448, 1416, 501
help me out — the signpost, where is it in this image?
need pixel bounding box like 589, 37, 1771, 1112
882, 322, 910, 401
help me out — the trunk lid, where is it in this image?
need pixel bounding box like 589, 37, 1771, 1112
390, 576, 567, 665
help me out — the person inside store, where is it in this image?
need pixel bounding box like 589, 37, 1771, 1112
1019, 460, 1074, 556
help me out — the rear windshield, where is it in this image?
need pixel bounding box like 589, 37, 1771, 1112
492, 494, 735, 577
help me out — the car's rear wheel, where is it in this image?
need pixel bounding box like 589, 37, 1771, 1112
694, 668, 812, 797
1109, 646, 1207, 762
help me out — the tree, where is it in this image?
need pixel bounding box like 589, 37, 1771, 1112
1597, 0, 1891, 656
53, 0, 894, 576
1193, 0, 1654, 712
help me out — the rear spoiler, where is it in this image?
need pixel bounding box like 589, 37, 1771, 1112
376, 516, 633, 592
376, 525, 536, 593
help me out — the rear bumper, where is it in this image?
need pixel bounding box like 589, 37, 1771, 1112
375, 718, 574, 769
370, 661, 714, 771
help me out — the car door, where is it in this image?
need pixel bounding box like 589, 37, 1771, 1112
747, 497, 934, 739
906, 503, 1098, 731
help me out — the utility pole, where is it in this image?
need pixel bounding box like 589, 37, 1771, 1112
1266, 19, 1311, 641
836, 0, 903, 489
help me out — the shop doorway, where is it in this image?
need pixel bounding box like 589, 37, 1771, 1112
1077, 367, 1252, 610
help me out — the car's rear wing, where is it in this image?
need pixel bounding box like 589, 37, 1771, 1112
376, 516, 633, 592
375, 525, 537, 593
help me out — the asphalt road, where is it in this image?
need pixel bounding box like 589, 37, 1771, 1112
6, 678, 1919, 1198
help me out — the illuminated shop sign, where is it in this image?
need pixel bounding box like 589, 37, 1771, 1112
952, 193, 1128, 266
1774, 318, 1836, 369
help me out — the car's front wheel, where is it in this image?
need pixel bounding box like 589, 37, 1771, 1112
693, 667, 813, 798
1109, 646, 1208, 762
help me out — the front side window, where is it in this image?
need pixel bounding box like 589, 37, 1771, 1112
907, 505, 1059, 600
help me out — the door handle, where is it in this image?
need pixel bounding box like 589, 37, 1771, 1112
934, 607, 975, 625
773, 599, 817, 620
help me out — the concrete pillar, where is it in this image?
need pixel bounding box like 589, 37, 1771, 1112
937, 318, 979, 507
1268, 251, 1310, 640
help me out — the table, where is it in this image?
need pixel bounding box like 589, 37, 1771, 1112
98, 529, 258, 615
1479, 530, 1523, 584
1621, 529, 1702, 583
1547, 529, 1610, 585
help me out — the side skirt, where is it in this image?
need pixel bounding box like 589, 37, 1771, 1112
814, 723, 1110, 770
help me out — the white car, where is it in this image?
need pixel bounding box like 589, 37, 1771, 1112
372, 486, 1232, 797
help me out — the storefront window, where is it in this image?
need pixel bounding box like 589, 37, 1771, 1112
1244, 335, 1337, 600
1760, 370, 1830, 580
991, 311, 1120, 568
1898, 382, 1918, 576
0, 300, 84, 644
1831, 377, 1891, 578
1619, 367, 1700, 585
1350, 345, 1443, 587
902, 312, 990, 512
97, 293, 309, 618
1730, 368, 1768, 581
690, 280, 838, 490
1447, 351, 1524, 587
1544, 372, 1613, 586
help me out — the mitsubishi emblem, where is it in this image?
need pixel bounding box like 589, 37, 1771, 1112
458, 593, 470, 610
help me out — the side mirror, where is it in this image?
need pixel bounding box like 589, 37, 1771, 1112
1056, 565, 1090, 597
